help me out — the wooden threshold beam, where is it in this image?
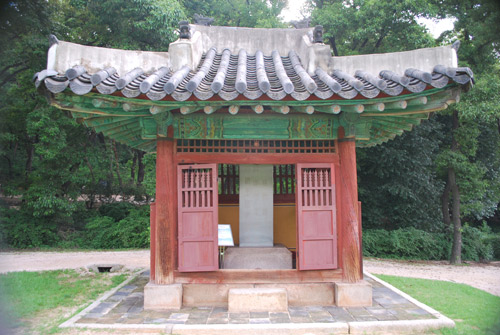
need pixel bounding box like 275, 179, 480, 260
173, 269, 343, 284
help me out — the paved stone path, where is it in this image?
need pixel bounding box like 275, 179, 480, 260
75, 271, 432, 327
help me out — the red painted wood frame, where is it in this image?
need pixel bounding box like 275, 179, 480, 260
177, 164, 219, 272
169, 142, 344, 284
150, 202, 156, 281
296, 163, 338, 270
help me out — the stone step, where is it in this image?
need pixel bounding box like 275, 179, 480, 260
228, 288, 288, 313
183, 283, 334, 307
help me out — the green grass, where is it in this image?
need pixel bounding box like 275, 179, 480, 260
0, 269, 127, 333
376, 274, 500, 335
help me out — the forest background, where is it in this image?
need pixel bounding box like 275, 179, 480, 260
0, 0, 499, 264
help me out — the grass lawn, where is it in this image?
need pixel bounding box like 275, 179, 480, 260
376, 274, 500, 335
0, 269, 128, 334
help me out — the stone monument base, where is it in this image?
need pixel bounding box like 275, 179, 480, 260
223, 245, 292, 269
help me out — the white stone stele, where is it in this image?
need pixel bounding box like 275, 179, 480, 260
223, 246, 292, 269
239, 164, 274, 247
144, 283, 182, 310
334, 280, 373, 307
228, 288, 288, 313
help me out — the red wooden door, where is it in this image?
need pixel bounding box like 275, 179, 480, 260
296, 163, 338, 270
178, 164, 219, 272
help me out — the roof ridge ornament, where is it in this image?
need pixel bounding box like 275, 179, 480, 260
194, 14, 214, 26
179, 20, 191, 39
49, 34, 59, 47
313, 25, 323, 44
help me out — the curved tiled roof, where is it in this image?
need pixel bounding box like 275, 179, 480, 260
35, 48, 473, 102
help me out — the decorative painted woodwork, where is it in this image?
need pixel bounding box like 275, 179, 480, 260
177, 164, 219, 272
176, 139, 337, 154
174, 114, 338, 140
51, 86, 461, 151
296, 163, 338, 271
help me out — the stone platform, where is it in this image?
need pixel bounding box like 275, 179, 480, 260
223, 245, 293, 269
60, 271, 455, 334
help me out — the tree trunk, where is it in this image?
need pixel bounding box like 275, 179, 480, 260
441, 178, 451, 229
112, 140, 123, 192
137, 150, 145, 185
449, 167, 462, 264
131, 150, 137, 182
449, 109, 462, 264
25, 141, 34, 181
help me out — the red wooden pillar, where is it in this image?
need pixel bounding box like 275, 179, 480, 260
338, 129, 362, 282
155, 138, 176, 284
150, 202, 156, 281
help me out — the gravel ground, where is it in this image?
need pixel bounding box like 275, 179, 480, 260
0, 250, 498, 296
364, 258, 500, 297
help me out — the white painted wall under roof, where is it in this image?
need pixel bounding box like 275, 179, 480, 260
48, 41, 171, 76
168, 24, 332, 74
47, 29, 458, 80
329, 45, 458, 76
193, 24, 313, 56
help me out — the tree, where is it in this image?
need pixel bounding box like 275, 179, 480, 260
433, 0, 500, 263
181, 0, 287, 28
311, 0, 500, 264
358, 116, 446, 232
310, 0, 436, 56
0, 0, 185, 247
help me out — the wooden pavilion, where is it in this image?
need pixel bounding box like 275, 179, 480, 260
36, 22, 473, 309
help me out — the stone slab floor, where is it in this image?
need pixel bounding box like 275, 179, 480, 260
74, 271, 434, 326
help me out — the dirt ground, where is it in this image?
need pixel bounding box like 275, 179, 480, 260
0, 250, 499, 296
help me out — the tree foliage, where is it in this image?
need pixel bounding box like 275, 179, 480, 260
182, 0, 287, 28
311, 0, 436, 56
0, 0, 185, 247
0, 0, 498, 260
311, 0, 500, 263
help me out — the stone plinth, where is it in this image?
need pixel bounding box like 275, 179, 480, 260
257, 283, 335, 306
335, 280, 372, 307
228, 288, 288, 312
223, 246, 292, 269
183, 284, 254, 307
144, 283, 183, 310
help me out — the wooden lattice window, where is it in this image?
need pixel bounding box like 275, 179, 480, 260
273, 165, 295, 203
177, 139, 336, 154
219, 164, 239, 204
218, 164, 296, 204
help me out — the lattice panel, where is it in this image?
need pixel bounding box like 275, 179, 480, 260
179, 167, 215, 209
219, 164, 239, 204
177, 139, 336, 154
299, 168, 333, 208
274, 165, 295, 203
